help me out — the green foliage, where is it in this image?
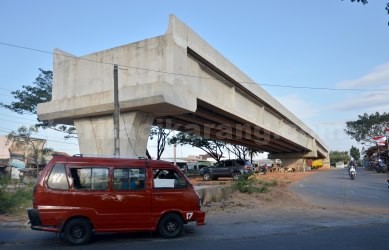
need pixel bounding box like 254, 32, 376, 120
170, 132, 225, 162
149, 126, 171, 160
345, 112, 389, 146
232, 177, 277, 194
344, 0, 368, 4
0, 177, 33, 214
0, 68, 52, 115
343, 0, 389, 25
350, 146, 361, 161
0, 68, 76, 139
329, 150, 350, 166
7, 125, 53, 165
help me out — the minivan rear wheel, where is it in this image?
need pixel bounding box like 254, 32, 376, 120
158, 213, 184, 238
63, 218, 92, 245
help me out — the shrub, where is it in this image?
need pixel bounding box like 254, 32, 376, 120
0, 177, 33, 214
232, 177, 277, 194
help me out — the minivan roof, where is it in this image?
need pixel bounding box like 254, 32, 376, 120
48, 155, 177, 168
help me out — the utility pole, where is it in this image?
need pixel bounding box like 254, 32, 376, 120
173, 131, 176, 166
113, 65, 120, 157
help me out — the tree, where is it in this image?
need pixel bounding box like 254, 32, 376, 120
226, 144, 248, 160
345, 112, 389, 146
0, 69, 76, 138
148, 126, 171, 160
329, 150, 350, 166
350, 146, 361, 161
7, 126, 53, 175
343, 0, 389, 25
345, 0, 368, 4
170, 132, 225, 162
248, 148, 263, 164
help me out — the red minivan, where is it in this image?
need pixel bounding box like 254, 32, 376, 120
27, 155, 205, 245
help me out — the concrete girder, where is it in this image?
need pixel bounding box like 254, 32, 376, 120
37, 15, 328, 162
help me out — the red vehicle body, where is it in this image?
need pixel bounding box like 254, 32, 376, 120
27, 155, 205, 245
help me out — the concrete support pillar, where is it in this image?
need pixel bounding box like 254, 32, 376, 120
281, 158, 306, 172
74, 111, 155, 158
269, 152, 312, 172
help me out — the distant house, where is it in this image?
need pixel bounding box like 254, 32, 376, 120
0, 137, 10, 176
335, 162, 345, 169
0, 136, 48, 179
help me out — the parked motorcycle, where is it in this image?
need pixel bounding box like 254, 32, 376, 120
349, 165, 356, 180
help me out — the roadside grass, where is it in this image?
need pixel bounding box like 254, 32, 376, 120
232, 174, 278, 194
0, 177, 33, 216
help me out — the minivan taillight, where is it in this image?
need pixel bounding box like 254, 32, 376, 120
195, 190, 202, 208
32, 184, 37, 208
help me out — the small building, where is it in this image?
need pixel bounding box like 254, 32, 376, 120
335, 162, 345, 169
0, 135, 49, 180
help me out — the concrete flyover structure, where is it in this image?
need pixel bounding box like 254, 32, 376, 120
37, 15, 329, 168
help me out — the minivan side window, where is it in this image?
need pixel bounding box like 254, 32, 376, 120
153, 169, 187, 189
113, 168, 145, 191
47, 164, 69, 190
70, 167, 109, 190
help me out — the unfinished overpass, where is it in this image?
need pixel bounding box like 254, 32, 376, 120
37, 15, 329, 168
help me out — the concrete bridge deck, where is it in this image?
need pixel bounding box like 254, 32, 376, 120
37, 15, 328, 167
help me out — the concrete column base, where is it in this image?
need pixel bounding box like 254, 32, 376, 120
281, 158, 306, 172
74, 111, 154, 158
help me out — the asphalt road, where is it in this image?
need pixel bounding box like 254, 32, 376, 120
290, 167, 389, 210
1, 168, 389, 249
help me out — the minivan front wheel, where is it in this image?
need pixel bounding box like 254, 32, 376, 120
63, 218, 93, 245
158, 213, 184, 238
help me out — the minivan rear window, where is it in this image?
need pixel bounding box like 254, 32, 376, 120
47, 164, 69, 190
70, 167, 109, 190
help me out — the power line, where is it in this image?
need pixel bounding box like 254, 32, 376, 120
0, 93, 13, 98
257, 83, 386, 92
0, 87, 13, 92
0, 106, 36, 116
0, 125, 77, 142
0, 127, 78, 146
1, 41, 388, 93
0, 118, 36, 127
0, 113, 37, 122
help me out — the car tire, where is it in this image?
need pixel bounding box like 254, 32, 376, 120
203, 172, 212, 181
232, 172, 241, 181
158, 213, 184, 238
63, 218, 93, 245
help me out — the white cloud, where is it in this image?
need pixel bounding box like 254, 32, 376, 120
337, 63, 389, 89
331, 93, 389, 112
275, 93, 319, 121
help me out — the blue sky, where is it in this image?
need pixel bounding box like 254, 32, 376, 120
1, 0, 389, 158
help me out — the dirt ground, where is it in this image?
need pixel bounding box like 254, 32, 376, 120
189, 170, 317, 215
